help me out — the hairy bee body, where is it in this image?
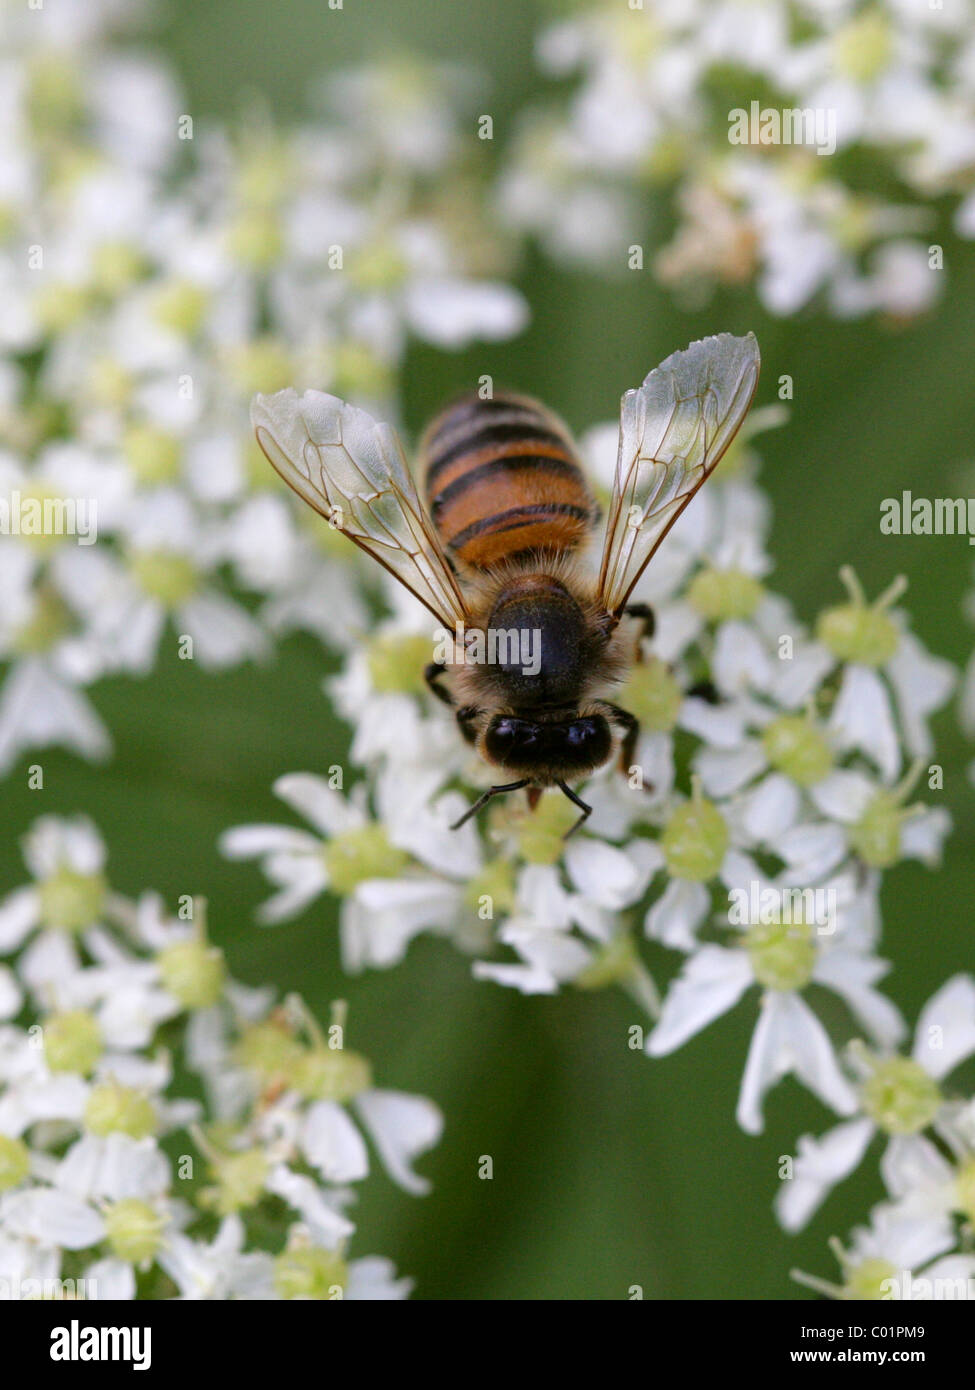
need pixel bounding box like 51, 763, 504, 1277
419, 392, 630, 792
251, 332, 761, 835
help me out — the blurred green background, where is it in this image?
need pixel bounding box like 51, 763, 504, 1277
3, 0, 974, 1298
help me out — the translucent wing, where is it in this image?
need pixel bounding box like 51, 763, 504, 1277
597, 332, 760, 617
252, 388, 470, 629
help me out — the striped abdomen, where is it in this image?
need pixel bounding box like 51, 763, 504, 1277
421, 392, 597, 571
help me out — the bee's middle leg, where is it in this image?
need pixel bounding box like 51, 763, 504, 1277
597, 701, 643, 782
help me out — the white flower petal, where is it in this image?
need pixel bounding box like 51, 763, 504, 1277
737, 992, 858, 1136
301, 1100, 370, 1183
647, 946, 753, 1055
912, 974, 975, 1079
774, 1117, 876, 1232
354, 1089, 443, 1196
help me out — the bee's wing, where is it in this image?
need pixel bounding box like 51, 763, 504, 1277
596, 332, 760, 617
252, 388, 470, 629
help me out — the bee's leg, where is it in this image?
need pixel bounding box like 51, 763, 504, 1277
455, 704, 481, 747
596, 700, 653, 789
451, 780, 529, 831
556, 781, 592, 840
623, 602, 655, 660
424, 660, 455, 708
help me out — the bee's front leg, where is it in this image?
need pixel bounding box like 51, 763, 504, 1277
623, 602, 655, 661
424, 660, 455, 707
596, 701, 644, 783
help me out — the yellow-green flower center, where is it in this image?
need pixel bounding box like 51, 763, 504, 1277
39, 867, 107, 932
861, 1057, 942, 1136
367, 632, 434, 695
817, 602, 899, 667
834, 10, 892, 84
12, 590, 73, 655
350, 240, 409, 291
662, 793, 728, 882
515, 792, 579, 864
687, 567, 764, 621
575, 934, 639, 991
91, 241, 145, 296
123, 425, 182, 485
226, 211, 284, 269
131, 549, 199, 607
843, 1256, 898, 1301
85, 1081, 157, 1139
0, 1135, 31, 1191
103, 1198, 166, 1264
954, 1157, 975, 1224
273, 1245, 348, 1299
761, 715, 833, 787
743, 918, 816, 991
43, 1010, 103, 1075
848, 791, 907, 869
323, 825, 409, 895
462, 860, 516, 916
152, 280, 209, 336
157, 938, 226, 1010
202, 1148, 269, 1215
291, 1046, 373, 1102
234, 1020, 304, 1082
617, 656, 682, 733
224, 339, 294, 395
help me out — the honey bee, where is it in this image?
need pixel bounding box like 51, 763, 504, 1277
251, 332, 760, 837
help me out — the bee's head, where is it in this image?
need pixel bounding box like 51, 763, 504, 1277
483, 713, 612, 776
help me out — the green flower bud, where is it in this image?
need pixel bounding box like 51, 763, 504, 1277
847, 763, 925, 869
43, 1010, 103, 1075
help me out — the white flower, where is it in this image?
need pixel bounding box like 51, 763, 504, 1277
776, 975, 975, 1231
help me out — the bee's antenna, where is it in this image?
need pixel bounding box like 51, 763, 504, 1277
451, 780, 529, 831
557, 781, 592, 840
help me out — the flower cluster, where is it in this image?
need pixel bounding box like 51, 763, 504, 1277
498, 0, 975, 316
222, 407, 958, 1160
0, 0, 526, 773
0, 814, 441, 1299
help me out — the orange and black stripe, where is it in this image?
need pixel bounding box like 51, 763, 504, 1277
421, 393, 597, 571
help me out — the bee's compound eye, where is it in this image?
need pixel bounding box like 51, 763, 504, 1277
485, 716, 541, 764
563, 717, 612, 768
